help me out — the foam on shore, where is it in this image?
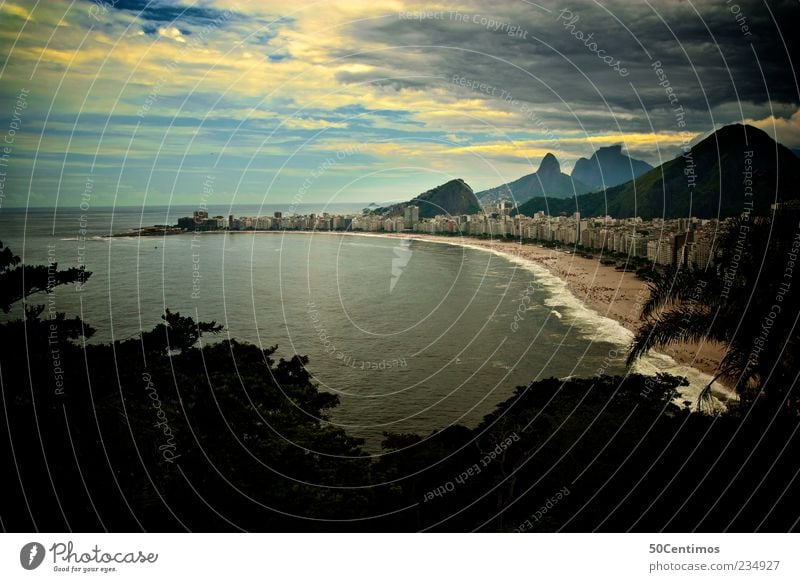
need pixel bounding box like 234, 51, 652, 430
377, 233, 730, 408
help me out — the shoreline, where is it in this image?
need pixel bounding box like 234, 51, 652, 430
114, 228, 731, 396
368, 232, 729, 385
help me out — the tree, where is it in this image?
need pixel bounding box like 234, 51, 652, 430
0, 240, 90, 313
627, 212, 800, 411
0, 240, 95, 344
141, 308, 223, 354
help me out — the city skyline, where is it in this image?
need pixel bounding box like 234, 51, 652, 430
164, 205, 723, 271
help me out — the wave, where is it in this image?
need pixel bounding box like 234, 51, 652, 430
391, 235, 729, 409
60, 236, 115, 241
505, 254, 726, 406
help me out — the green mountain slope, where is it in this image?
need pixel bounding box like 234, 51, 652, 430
373, 178, 481, 218
515, 124, 800, 219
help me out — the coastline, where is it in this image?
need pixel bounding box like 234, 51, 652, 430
371, 232, 730, 389
119, 227, 732, 398
289, 229, 729, 396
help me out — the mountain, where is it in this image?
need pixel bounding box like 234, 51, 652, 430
514, 124, 800, 219
571, 145, 653, 190
476, 153, 591, 205
372, 178, 481, 218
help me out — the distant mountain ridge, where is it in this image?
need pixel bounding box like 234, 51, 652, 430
514, 124, 800, 219
571, 144, 653, 190
372, 178, 481, 218
476, 153, 590, 205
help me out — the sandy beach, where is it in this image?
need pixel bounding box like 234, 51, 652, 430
369, 232, 728, 383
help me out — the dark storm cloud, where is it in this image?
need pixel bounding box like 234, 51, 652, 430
335, 0, 799, 134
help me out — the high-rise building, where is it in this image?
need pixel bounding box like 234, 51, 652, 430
690, 239, 713, 268
404, 205, 419, 230
647, 239, 672, 266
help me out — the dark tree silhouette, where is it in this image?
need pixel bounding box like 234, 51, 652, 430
141, 308, 223, 354
627, 212, 800, 411
0, 240, 90, 313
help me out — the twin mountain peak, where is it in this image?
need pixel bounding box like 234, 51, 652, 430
476, 145, 653, 206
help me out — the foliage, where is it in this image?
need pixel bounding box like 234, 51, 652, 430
0, 240, 90, 314
627, 212, 800, 410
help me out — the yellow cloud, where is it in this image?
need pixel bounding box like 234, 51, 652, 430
1, 3, 33, 21
447, 132, 695, 158
283, 117, 349, 130
749, 111, 800, 148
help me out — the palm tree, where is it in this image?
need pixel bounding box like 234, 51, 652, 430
627, 212, 800, 412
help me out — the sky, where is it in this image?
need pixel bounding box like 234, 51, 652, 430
0, 0, 798, 208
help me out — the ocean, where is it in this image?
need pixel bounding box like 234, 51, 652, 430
0, 205, 710, 449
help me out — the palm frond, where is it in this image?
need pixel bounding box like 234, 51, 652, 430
639, 267, 712, 320
627, 307, 717, 366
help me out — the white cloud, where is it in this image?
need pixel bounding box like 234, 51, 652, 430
158, 26, 186, 43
